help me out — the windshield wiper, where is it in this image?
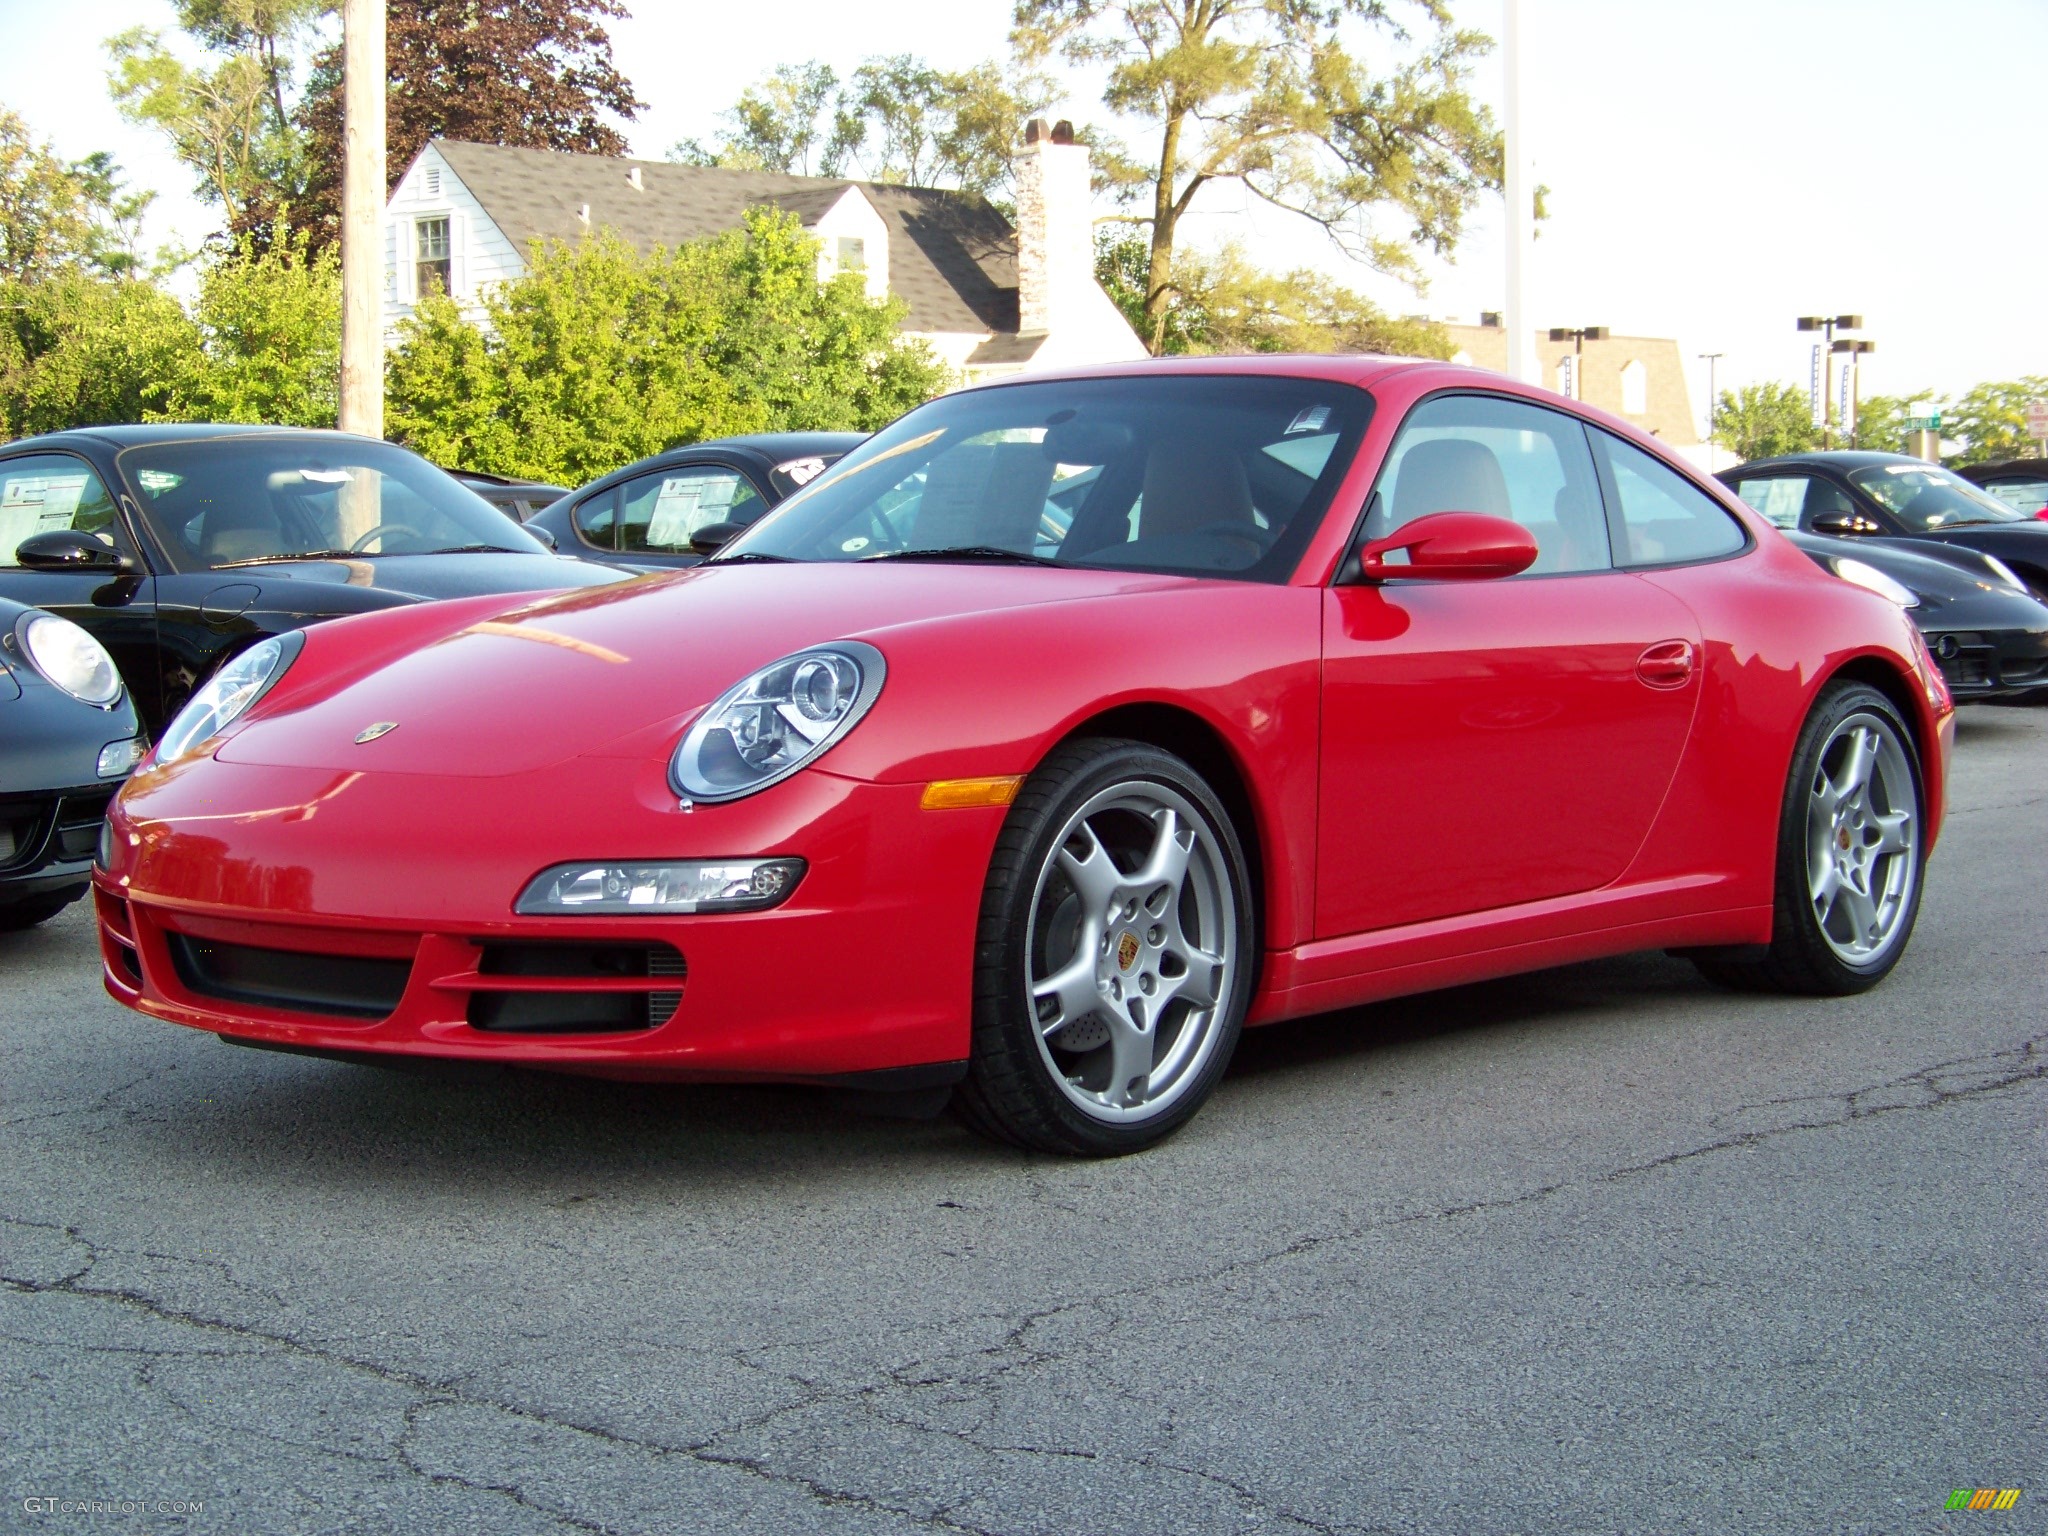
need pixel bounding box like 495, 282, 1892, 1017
417, 544, 521, 555
212, 549, 367, 567
862, 545, 1059, 567
707, 551, 795, 565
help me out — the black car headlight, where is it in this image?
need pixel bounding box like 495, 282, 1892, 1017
156, 631, 304, 764
16, 612, 123, 707
670, 641, 885, 803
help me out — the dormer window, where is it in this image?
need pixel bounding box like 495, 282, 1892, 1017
1620, 358, 1648, 415
416, 217, 451, 297
835, 237, 866, 273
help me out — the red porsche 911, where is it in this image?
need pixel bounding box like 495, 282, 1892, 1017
94, 358, 1954, 1155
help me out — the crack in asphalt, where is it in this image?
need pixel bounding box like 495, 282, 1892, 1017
3, 1032, 2041, 1534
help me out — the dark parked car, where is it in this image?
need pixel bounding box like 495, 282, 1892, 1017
1780, 529, 2048, 700
1, 597, 145, 928
0, 425, 622, 736
446, 469, 572, 522
1956, 459, 2048, 518
1717, 451, 2048, 594
527, 432, 865, 571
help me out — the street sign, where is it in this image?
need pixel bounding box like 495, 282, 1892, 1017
2026, 398, 2048, 444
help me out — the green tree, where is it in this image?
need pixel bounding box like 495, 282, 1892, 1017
1095, 229, 1448, 358
1715, 382, 1821, 463
677, 56, 1058, 207
297, 0, 641, 249
0, 108, 98, 280
162, 229, 342, 426
0, 272, 199, 436
106, 1, 326, 246
1016, 0, 1501, 353
387, 210, 949, 484
1848, 392, 1916, 455
1946, 376, 2048, 465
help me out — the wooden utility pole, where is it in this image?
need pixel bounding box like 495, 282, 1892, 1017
338, 0, 385, 440
1502, 0, 1533, 384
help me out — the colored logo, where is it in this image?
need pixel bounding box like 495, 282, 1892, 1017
1946, 1490, 2022, 1511
1116, 932, 1141, 972
354, 721, 399, 744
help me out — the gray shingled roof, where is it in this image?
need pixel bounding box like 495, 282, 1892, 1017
431, 141, 1019, 337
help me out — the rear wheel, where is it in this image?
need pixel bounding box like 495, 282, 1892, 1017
955, 739, 1254, 1156
1693, 681, 1924, 995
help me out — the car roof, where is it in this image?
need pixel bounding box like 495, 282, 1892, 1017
1720, 450, 1927, 475
1959, 459, 2048, 478
3, 423, 394, 453
683, 431, 867, 459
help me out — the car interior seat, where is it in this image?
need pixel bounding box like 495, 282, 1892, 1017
195, 502, 287, 566
1138, 440, 1257, 544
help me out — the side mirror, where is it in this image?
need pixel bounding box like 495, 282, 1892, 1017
15, 530, 136, 575
1353, 511, 1538, 583
1811, 512, 1881, 536
528, 524, 558, 551
690, 520, 743, 556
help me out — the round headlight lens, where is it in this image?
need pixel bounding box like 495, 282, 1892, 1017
1831, 557, 1919, 609
671, 641, 885, 802
156, 632, 301, 765
18, 613, 123, 706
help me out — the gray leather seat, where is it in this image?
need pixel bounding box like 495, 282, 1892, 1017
1139, 440, 1255, 539
1389, 438, 1512, 526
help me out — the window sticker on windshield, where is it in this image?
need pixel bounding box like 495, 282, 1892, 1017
1285, 405, 1332, 435
646, 476, 741, 547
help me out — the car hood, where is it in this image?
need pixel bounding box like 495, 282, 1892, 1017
213, 550, 622, 601
1785, 530, 2048, 629
216, 561, 1189, 777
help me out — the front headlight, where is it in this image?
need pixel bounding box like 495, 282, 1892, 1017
17, 613, 123, 706
156, 631, 303, 764
516, 858, 806, 914
670, 641, 885, 803
1982, 554, 2027, 591
1831, 557, 1919, 609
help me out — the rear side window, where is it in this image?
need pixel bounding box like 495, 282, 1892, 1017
1365, 393, 1611, 575
1981, 475, 2048, 516
0, 454, 122, 567
1594, 432, 1747, 566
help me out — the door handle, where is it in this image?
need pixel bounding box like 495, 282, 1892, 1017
1636, 639, 1694, 688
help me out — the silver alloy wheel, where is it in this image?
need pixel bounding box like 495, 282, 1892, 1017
1025, 782, 1237, 1123
1805, 710, 1918, 965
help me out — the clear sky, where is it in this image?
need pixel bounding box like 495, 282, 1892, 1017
3, 0, 2042, 427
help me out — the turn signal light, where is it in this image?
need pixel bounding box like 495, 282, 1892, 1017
921, 776, 1026, 811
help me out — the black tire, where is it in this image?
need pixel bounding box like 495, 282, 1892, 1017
1693, 681, 1925, 995
953, 737, 1256, 1156
0, 889, 83, 931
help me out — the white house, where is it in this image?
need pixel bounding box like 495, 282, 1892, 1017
381, 120, 1147, 383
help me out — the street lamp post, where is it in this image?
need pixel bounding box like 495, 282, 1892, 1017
1832, 338, 1875, 447
1547, 326, 1608, 401
1698, 351, 1724, 466
1796, 314, 1863, 448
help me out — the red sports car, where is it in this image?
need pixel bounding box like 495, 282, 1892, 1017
94, 358, 1954, 1155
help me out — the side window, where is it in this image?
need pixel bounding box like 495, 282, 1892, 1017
0, 454, 124, 568
616, 468, 766, 554
572, 491, 617, 550
1732, 476, 1809, 529
1368, 394, 1611, 575
1595, 432, 1747, 565
1983, 476, 2048, 516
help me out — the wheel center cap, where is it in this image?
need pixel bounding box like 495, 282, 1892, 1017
1116, 931, 1141, 972
1837, 827, 1852, 851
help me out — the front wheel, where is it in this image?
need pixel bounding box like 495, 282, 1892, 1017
954, 738, 1255, 1156
1694, 681, 1925, 995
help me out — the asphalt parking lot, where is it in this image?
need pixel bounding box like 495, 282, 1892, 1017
3, 711, 2042, 1536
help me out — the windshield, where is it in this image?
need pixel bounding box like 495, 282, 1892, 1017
118, 435, 550, 571
718, 376, 1373, 581
1848, 462, 2029, 531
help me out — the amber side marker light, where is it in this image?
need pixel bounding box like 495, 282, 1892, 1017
921, 776, 1026, 811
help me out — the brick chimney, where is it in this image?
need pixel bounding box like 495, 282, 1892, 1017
1016, 119, 1092, 337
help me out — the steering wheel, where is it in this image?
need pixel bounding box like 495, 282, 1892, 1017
347, 522, 425, 554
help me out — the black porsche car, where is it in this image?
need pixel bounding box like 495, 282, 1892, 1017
1956, 458, 2048, 519
527, 432, 865, 571
1, 597, 146, 929
1779, 528, 2048, 700
1718, 451, 2048, 593
0, 426, 621, 736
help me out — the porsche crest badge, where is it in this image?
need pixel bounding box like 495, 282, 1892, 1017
1116, 931, 1141, 972
354, 721, 399, 744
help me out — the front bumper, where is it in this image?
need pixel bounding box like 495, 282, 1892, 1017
1, 783, 117, 904
95, 757, 1000, 1080
1922, 624, 2048, 699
